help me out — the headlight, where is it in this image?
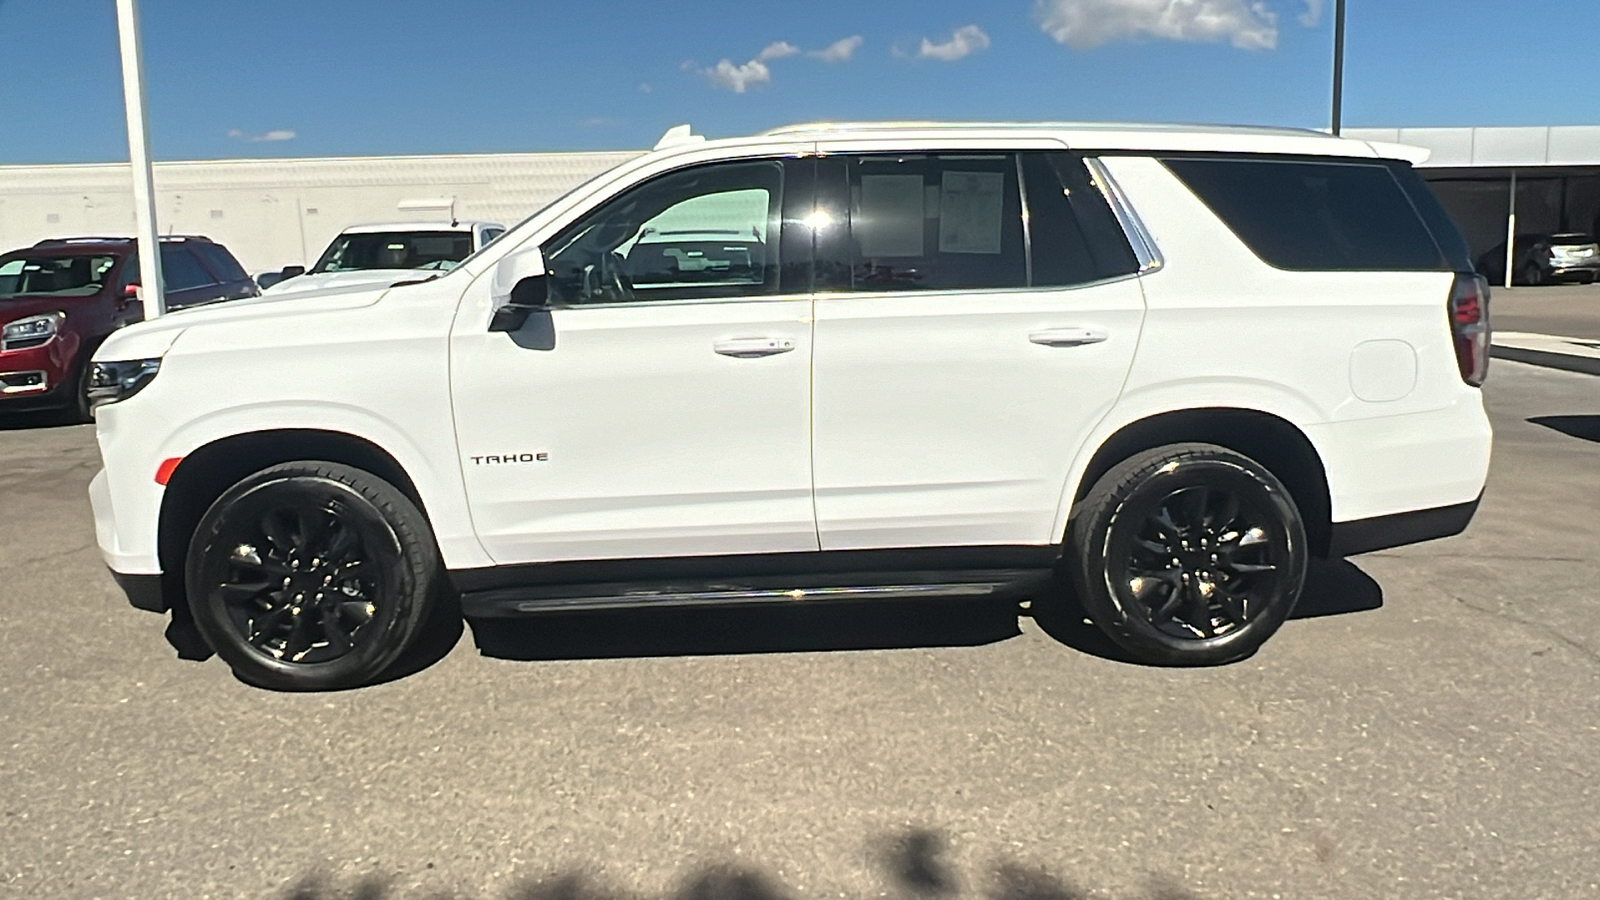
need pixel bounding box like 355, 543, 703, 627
88, 358, 162, 409
1, 311, 64, 351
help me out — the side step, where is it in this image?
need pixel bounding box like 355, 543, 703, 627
459, 569, 1051, 618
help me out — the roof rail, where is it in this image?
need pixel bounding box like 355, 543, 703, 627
33, 237, 132, 246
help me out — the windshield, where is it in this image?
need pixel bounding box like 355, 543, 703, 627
309, 232, 473, 274
0, 254, 117, 299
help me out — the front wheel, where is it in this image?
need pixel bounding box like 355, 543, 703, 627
185, 461, 439, 690
1066, 443, 1308, 666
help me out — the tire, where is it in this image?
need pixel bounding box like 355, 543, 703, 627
1521, 263, 1544, 287
185, 461, 439, 690
1065, 443, 1308, 666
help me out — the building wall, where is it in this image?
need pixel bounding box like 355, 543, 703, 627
0, 151, 641, 274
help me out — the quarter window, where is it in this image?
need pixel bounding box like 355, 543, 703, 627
1162, 157, 1449, 272
543, 160, 786, 304
1022, 153, 1140, 285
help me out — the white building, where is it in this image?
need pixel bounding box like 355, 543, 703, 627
0, 151, 639, 274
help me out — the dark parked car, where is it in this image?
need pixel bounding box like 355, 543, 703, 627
1477, 233, 1600, 285
0, 236, 257, 420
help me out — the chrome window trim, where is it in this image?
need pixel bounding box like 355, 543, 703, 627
548, 291, 814, 311
1084, 157, 1163, 274
810, 271, 1142, 302
1015, 153, 1034, 287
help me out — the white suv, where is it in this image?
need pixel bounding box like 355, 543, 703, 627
88, 123, 1493, 690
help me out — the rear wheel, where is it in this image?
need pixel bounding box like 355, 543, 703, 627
1066, 443, 1308, 666
185, 461, 439, 690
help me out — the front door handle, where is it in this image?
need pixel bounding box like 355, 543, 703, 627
1029, 327, 1109, 348
713, 337, 796, 359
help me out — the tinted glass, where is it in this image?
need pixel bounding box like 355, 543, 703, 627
194, 243, 249, 282
1387, 163, 1474, 272
480, 228, 505, 247
830, 153, 1027, 293
1023, 152, 1139, 286
160, 247, 216, 292
1163, 157, 1448, 272
0, 255, 116, 298
543, 160, 785, 304
311, 232, 474, 273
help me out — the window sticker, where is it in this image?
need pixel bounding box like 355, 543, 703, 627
857, 174, 926, 257
939, 171, 1005, 254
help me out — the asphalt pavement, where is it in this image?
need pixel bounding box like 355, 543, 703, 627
1491, 284, 1600, 340
2, 361, 1598, 900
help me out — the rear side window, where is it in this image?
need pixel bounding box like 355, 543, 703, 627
1386, 162, 1475, 273
1162, 157, 1448, 272
159, 247, 217, 292
194, 243, 249, 282
822, 153, 1028, 293
1022, 152, 1139, 285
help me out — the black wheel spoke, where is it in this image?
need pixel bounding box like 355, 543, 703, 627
217, 580, 275, 605
1208, 491, 1241, 534
246, 605, 292, 647
1213, 583, 1249, 626
260, 511, 297, 555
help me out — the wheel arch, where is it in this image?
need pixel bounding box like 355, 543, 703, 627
1065, 408, 1334, 558
155, 429, 430, 614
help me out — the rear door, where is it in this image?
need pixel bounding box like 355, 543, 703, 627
808, 146, 1148, 550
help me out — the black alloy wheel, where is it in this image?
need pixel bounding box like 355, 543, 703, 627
186, 461, 438, 690
1067, 443, 1308, 666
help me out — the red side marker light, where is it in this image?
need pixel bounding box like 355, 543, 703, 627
155, 457, 183, 486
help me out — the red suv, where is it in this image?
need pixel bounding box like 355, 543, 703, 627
0, 236, 257, 420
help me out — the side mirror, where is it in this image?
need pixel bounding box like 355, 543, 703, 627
488, 246, 552, 333
281, 265, 306, 280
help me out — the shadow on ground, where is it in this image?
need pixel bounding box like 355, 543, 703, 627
0, 409, 82, 432
466, 559, 1381, 668
1529, 415, 1600, 443
279, 827, 1205, 900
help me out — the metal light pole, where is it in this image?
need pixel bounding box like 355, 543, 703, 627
115, 0, 166, 317
1330, 0, 1347, 135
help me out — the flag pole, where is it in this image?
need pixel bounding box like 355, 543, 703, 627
115, 0, 166, 317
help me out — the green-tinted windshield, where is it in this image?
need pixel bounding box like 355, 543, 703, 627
310, 232, 473, 274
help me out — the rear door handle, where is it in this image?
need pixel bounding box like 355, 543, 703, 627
1029, 327, 1109, 348
713, 337, 797, 359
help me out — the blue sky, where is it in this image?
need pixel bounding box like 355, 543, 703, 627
1, 0, 1595, 164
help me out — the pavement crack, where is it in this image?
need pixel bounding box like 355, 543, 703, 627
1450, 593, 1600, 668
7, 542, 97, 570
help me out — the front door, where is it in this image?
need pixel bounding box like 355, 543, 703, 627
450, 155, 819, 564
808, 149, 1148, 550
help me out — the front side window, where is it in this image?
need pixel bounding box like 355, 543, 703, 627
1162, 157, 1449, 272
310, 232, 474, 274
479, 227, 505, 248
543, 160, 786, 304
0, 255, 117, 299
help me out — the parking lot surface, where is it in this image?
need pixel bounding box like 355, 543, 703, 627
1493, 284, 1600, 339
2, 360, 1598, 900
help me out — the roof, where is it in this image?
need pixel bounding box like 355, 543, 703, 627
339, 220, 503, 234
682, 120, 1411, 162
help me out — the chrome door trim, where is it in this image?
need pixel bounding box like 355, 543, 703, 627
1084, 157, 1164, 275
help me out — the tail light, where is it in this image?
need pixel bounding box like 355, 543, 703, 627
1449, 273, 1491, 387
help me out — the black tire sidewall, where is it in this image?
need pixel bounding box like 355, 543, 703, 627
185, 462, 437, 691
1069, 444, 1308, 667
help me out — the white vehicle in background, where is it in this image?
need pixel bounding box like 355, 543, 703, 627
88, 122, 1493, 691
256, 220, 506, 295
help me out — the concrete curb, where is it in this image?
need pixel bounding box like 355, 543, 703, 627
1490, 332, 1600, 377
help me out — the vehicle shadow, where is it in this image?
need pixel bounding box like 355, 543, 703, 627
465, 559, 1382, 668
277, 826, 1203, 899
466, 593, 1023, 662
1529, 415, 1600, 444
1029, 558, 1384, 666
0, 409, 82, 431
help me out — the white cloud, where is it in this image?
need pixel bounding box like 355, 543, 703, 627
917, 24, 991, 61
638, 82, 653, 93
692, 57, 773, 93
809, 35, 864, 63
1299, 0, 1324, 26
227, 128, 296, 142
758, 41, 801, 61
1034, 0, 1279, 50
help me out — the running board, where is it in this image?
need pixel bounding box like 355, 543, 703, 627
459, 569, 1050, 618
